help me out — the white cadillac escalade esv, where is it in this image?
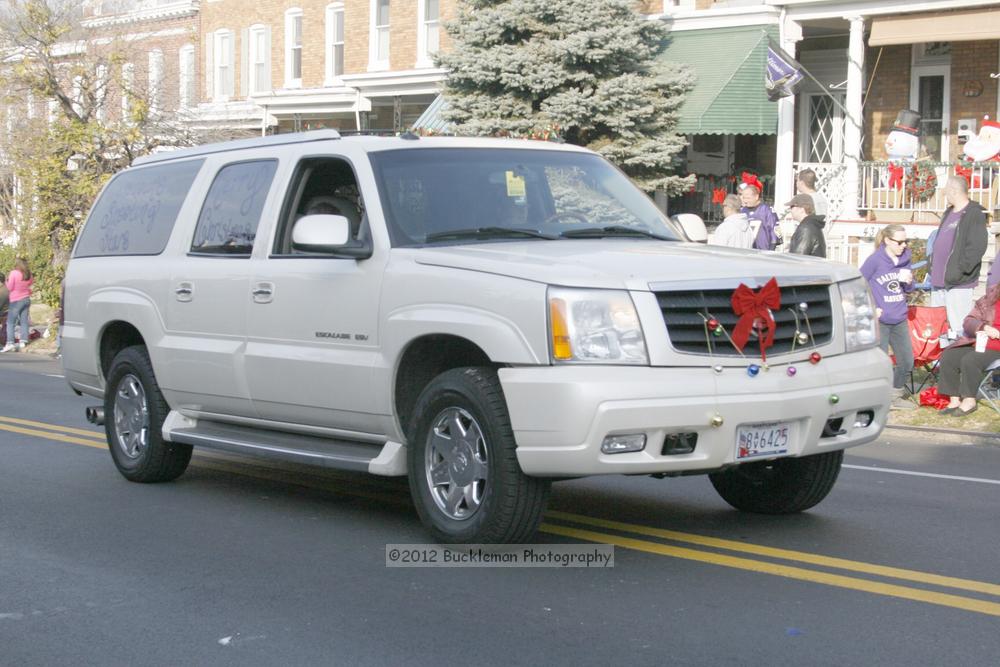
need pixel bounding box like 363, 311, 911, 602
62, 131, 892, 543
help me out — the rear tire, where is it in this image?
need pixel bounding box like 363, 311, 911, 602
709, 450, 843, 514
105, 346, 191, 483
407, 367, 550, 544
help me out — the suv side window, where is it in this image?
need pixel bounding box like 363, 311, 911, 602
74, 158, 204, 258
273, 156, 364, 255
190, 159, 278, 255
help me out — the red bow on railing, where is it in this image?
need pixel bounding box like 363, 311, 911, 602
954, 165, 981, 189
887, 163, 904, 190
731, 278, 781, 361
712, 187, 727, 204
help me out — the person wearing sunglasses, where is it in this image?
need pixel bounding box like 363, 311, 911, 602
861, 224, 915, 408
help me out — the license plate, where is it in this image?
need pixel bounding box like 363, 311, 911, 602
736, 421, 792, 460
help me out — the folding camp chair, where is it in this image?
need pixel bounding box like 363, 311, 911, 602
977, 359, 1000, 415
905, 305, 949, 396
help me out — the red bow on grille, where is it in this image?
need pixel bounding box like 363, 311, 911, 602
731, 278, 781, 361
888, 163, 904, 190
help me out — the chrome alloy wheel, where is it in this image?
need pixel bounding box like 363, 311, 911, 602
424, 407, 489, 520
112, 373, 150, 460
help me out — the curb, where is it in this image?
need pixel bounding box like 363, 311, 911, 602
883, 423, 1000, 446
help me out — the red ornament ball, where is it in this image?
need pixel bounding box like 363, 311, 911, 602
809, 352, 822, 365
707, 318, 719, 330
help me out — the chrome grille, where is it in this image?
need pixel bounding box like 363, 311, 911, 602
656, 283, 833, 356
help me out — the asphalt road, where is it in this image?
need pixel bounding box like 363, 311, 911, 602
2, 355, 999, 666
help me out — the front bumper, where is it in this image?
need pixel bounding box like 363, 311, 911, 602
500, 348, 892, 476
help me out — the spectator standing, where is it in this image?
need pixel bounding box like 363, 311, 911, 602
796, 168, 829, 220
738, 173, 781, 251
785, 194, 826, 258
929, 175, 988, 341
0, 271, 8, 316
861, 224, 915, 408
3, 258, 33, 352
0, 271, 7, 347
712, 194, 754, 248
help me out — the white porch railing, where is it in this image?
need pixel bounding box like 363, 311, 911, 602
794, 161, 1000, 219
859, 161, 999, 214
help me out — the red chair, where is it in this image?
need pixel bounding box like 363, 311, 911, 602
905, 305, 949, 395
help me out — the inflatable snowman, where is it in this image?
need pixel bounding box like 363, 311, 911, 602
885, 109, 921, 161
884, 110, 921, 191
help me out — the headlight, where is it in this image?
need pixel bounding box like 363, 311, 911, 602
838, 277, 879, 352
548, 287, 648, 364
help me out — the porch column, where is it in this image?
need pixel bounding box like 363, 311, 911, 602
774, 19, 802, 215
841, 15, 866, 221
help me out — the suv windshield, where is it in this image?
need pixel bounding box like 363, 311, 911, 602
369, 147, 683, 247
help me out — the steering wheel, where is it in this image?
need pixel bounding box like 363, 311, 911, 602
544, 211, 589, 225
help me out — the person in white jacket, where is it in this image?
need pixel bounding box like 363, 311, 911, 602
712, 194, 754, 248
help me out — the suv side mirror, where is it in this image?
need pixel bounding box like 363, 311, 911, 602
671, 213, 708, 244
291, 214, 371, 258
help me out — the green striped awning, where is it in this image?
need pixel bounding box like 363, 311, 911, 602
659, 26, 779, 135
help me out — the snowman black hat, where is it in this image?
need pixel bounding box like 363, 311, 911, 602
892, 109, 922, 137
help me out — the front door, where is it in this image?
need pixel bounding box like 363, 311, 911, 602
910, 65, 950, 162
243, 156, 385, 434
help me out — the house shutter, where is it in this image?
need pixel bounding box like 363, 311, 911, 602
227, 32, 236, 97
205, 39, 214, 100
263, 26, 272, 92
240, 28, 249, 96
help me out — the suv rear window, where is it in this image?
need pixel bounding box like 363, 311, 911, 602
191, 159, 278, 255
75, 158, 204, 258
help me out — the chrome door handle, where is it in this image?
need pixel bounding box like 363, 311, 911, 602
175, 283, 193, 302
252, 282, 275, 304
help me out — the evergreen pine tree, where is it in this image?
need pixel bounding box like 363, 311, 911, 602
436, 0, 695, 194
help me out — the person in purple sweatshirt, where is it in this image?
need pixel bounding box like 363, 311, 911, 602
861, 224, 915, 407
738, 172, 781, 251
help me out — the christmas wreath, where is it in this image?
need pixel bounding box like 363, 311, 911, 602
906, 163, 937, 202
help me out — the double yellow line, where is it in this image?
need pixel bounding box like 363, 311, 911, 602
5, 414, 1000, 617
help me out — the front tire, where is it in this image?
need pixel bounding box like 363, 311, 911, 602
407, 367, 550, 544
709, 450, 843, 514
105, 346, 191, 483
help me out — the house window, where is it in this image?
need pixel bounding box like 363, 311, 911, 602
148, 49, 164, 115
417, 0, 438, 66
326, 3, 345, 83
249, 25, 271, 93
178, 44, 195, 108
370, 0, 390, 70
285, 8, 303, 87
121, 62, 134, 116
803, 93, 844, 163
214, 30, 235, 100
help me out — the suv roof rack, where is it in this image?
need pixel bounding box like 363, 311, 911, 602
133, 129, 342, 166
